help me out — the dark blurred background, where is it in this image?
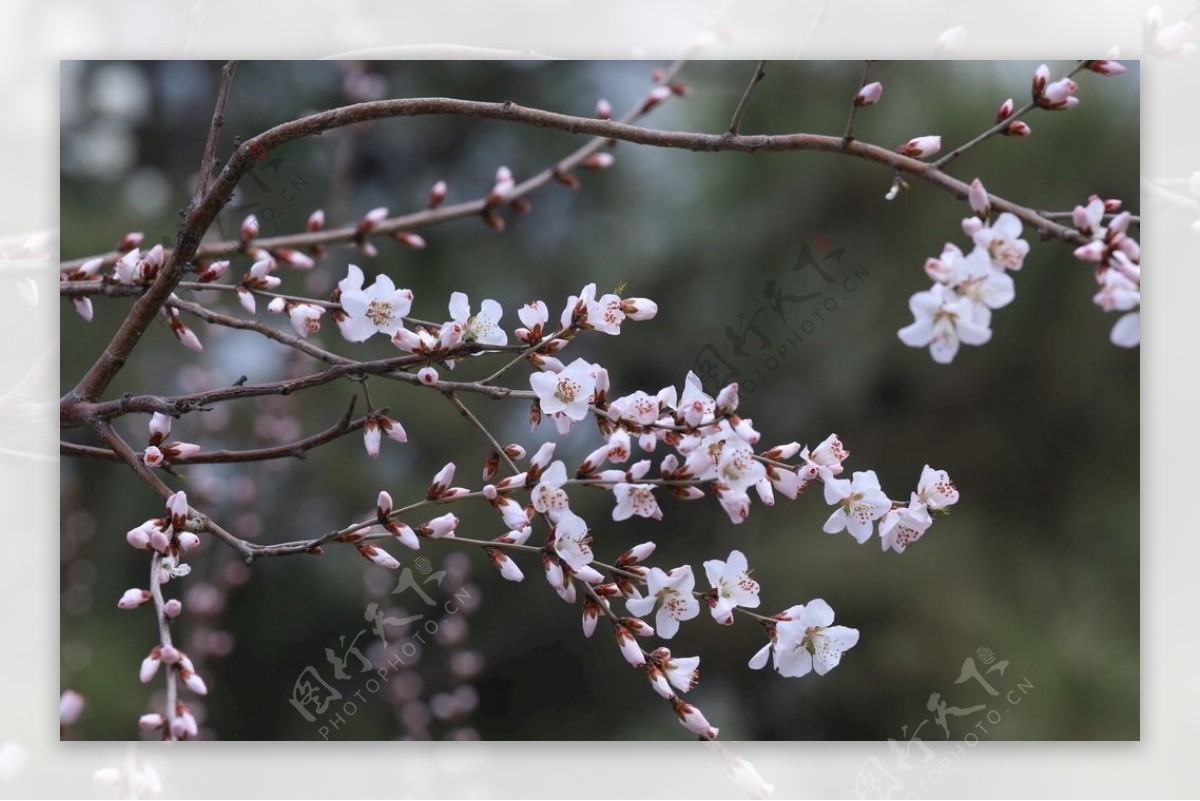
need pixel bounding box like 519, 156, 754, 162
60, 60, 1139, 741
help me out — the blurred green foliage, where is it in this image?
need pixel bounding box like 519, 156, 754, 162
60, 60, 1139, 741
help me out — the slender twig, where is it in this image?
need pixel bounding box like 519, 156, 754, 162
1040, 211, 1141, 225
60, 64, 691, 274
726, 60, 766, 136
93, 421, 254, 560
932, 60, 1089, 170
147, 553, 179, 740
194, 62, 237, 206
444, 392, 520, 473
479, 325, 575, 385
841, 60, 873, 148
60, 81, 1088, 283
63, 397, 366, 464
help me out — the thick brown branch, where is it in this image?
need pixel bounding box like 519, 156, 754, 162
61, 81, 1086, 280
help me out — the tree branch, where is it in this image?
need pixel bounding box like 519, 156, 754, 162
93, 420, 255, 559
726, 60, 766, 136
841, 60, 873, 148
63, 397, 367, 465
194, 61, 238, 205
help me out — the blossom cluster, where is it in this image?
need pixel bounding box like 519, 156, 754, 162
897, 178, 1027, 363
328, 277, 962, 737
122, 490, 206, 740
1072, 195, 1141, 348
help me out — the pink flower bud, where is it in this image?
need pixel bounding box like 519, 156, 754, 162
240, 214, 259, 242
197, 260, 229, 282
140, 651, 161, 683
1005, 121, 1032, 137
180, 668, 208, 695
1031, 64, 1050, 96
672, 697, 718, 739
996, 98, 1015, 122
377, 490, 393, 518
60, 690, 86, 726
390, 327, 424, 352
148, 527, 171, 553
171, 320, 203, 352
167, 491, 189, 525
583, 152, 614, 171
486, 167, 515, 208
139, 713, 164, 731
126, 521, 156, 550
854, 81, 883, 107
621, 617, 655, 637
582, 598, 601, 637
968, 178, 990, 216
393, 231, 426, 250
363, 417, 382, 458
391, 523, 420, 551
1088, 60, 1126, 76
143, 446, 164, 467
617, 541, 656, 566
1040, 78, 1079, 110
529, 442, 556, 471
619, 298, 657, 321
164, 599, 182, 619
897, 136, 942, 159
172, 707, 198, 739
177, 532, 201, 551
160, 645, 181, 665
643, 85, 672, 112
357, 544, 400, 569
417, 367, 439, 385
357, 206, 389, 234
763, 441, 801, 460
487, 548, 524, 582
421, 513, 459, 538
716, 383, 739, 414
428, 180, 448, 209
595, 98, 613, 120
148, 413, 172, 443
614, 625, 646, 667
497, 525, 531, 545
118, 588, 152, 609
306, 209, 325, 231
117, 231, 144, 250
72, 297, 94, 322
1074, 241, 1107, 262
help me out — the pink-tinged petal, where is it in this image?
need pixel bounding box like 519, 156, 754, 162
748, 643, 772, 670
845, 514, 875, 544
774, 643, 813, 678
898, 318, 934, 348
448, 291, 470, 322
955, 317, 992, 347
1110, 311, 1140, 347
799, 599, 836, 628
339, 314, 378, 343
655, 608, 681, 639
823, 508, 848, 534
929, 332, 961, 364
624, 595, 657, 618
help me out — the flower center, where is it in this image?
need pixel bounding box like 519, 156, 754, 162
366, 300, 393, 326
555, 378, 581, 403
